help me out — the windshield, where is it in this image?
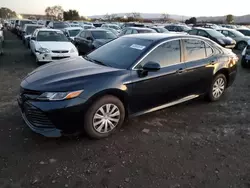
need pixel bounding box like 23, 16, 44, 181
68, 29, 81, 37
92, 31, 117, 39
54, 23, 70, 29
37, 31, 69, 42
206, 30, 225, 37
231, 30, 245, 37
26, 26, 42, 34
20, 21, 33, 27
87, 37, 153, 69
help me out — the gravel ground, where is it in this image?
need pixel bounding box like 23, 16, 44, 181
1, 30, 250, 188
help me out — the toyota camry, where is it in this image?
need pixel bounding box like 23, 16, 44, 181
18, 34, 238, 139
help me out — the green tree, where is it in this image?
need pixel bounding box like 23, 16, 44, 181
226, 14, 234, 24
185, 17, 197, 24
0, 7, 16, 18
63, 9, 80, 21
45, 5, 64, 20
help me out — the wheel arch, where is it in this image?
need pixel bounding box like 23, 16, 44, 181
214, 68, 229, 87
87, 88, 129, 116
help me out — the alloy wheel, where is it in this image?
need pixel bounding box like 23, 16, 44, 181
212, 77, 225, 99
93, 104, 120, 134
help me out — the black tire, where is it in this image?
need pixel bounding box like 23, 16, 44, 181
206, 74, 227, 102
84, 95, 125, 139
237, 41, 247, 51
241, 58, 248, 68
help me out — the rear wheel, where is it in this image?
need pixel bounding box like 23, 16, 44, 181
84, 95, 125, 139
206, 74, 227, 102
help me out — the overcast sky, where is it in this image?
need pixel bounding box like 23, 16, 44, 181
1, 0, 249, 17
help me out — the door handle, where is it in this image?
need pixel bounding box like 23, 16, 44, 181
176, 68, 185, 74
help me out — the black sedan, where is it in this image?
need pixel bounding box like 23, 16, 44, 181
188, 27, 236, 48
73, 29, 117, 54
18, 34, 238, 139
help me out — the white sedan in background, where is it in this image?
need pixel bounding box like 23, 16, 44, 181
30, 28, 79, 64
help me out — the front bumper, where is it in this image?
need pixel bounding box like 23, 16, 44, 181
17, 95, 89, 137
35, 52, 79, 62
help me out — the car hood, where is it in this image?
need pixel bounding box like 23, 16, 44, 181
21, 56, 121, 91
37, 41, 74, 51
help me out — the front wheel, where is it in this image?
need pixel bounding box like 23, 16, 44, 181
206, 74, 227, 102
84, 95, 125, 139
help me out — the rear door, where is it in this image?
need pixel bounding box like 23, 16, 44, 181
182, 39, 216, 95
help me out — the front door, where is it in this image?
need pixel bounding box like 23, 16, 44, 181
129, 39, 189, 114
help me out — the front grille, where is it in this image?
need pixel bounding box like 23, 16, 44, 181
23, 102, 54, 128
52, 56, 69, 60
52, 50, 68, 53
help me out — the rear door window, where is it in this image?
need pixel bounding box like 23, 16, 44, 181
184, 39, 206, 61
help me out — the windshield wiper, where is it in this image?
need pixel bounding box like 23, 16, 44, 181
84, 56, 107, 66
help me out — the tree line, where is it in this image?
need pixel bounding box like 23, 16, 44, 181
0, 6, 236, 25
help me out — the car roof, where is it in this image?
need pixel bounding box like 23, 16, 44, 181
64, 27, 83, 30
237, 28, 250, 30
192, 27, 216, 31
127, 27, 154, 30
24, 24, 41, 26
86, 28, 108, 31
216, 28, 235, 31
123, 33, 207, 41
36, 28, 62, 32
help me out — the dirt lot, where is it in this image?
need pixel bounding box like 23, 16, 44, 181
0, 30, 250, 188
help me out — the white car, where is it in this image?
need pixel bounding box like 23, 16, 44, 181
30, 28, 79, 64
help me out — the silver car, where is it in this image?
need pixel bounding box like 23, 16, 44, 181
217, 28, 250, 50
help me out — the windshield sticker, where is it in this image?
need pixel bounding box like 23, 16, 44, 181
130, 44, 146, 50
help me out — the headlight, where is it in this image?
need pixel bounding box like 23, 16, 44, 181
70, 48, 75, 53
37, 47, 50, 53
218, 39, 225, 45
37, 90, 83, 101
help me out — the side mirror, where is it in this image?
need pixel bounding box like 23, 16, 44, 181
30, 37, 36, 41
143, 61, 161, 71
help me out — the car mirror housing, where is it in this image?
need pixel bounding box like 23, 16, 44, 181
31, 37, 36, 41
143, 61, 161, 71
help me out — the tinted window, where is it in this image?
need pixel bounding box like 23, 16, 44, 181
79, 31, 86, 38
205, 43, 213, 57
53, 22, 69, 29
132, 30, 138, 34
198, 30, 209, 37
138, 40, 181, 68
68, 29, 81, 37
189, 30, 197, 35
92, 30, 116, 39
138, 29, 156, 33
125, 29, 132, 35
86, 31, 92, 39
87, 37, 153, 69
184, 39, 206, 61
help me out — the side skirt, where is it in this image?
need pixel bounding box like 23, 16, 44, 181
130, 94, 199, 117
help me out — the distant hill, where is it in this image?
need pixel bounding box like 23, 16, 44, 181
89, 13, 250, 24
197, 15, 250, 24
89, 13, 190, 21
